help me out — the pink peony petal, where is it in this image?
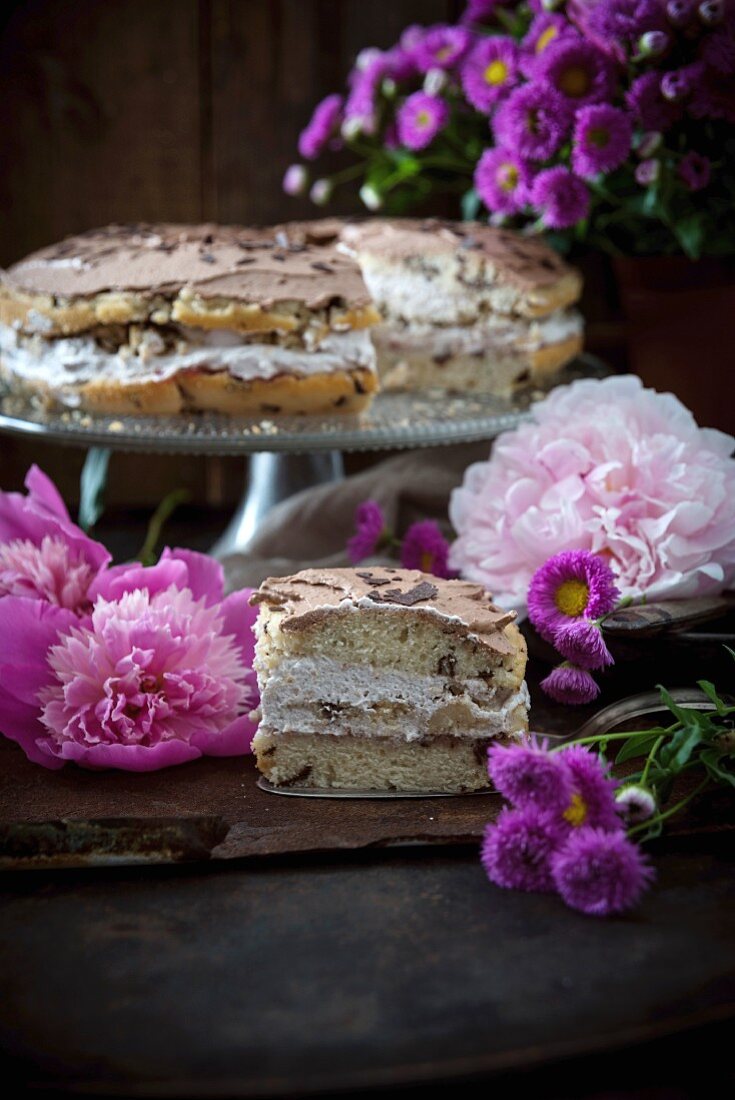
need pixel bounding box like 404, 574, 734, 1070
45, 738, 203, 772
0, 685, 64, 769
218, 589, 257, 668
191, 712, 257, 757
159, 547, 225, 604
24, 465, 70, 520
88, 557, 190, 602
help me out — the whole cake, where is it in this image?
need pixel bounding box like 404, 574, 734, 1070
249, 567, 529, 792
340, 218, 583, 394
0, 223, 380, 414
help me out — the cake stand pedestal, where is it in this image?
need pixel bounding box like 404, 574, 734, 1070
0, 358, 606, 556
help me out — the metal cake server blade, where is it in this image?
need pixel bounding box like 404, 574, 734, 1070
257, 688, 730, 799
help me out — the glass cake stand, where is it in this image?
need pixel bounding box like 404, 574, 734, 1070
0, 357, 607, 556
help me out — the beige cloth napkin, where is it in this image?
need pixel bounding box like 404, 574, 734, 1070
222, 442, 489, 591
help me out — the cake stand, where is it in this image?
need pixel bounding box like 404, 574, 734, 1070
0, 357, 606, 556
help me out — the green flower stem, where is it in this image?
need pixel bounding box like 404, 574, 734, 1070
627, 776, 710, 838
328, 163, 368, 186
137, 489, 190, 566
549, 727, 677, 752
640, 734, 665, 788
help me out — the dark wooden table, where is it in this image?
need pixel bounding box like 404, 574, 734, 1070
1, 510, 734, 1097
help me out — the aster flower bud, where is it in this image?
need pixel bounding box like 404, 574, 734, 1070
615, 785, 657, 824
637, 30, 669, 58
666, 0, 694, 26
661, 69, 691, 101
341, 116, 364, 140
637, 130, 663, 157
542, 0, 563, 10
635, 158, 660, 185
381, 77, 397, 98
282, 164, 308, 196
359, 183, 383, 211
355, 47, 382, 71
423, 67, 447, 96
698, 0, 724, 25
309, 178, 332, 206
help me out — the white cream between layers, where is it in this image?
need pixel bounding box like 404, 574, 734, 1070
373, 310, 582, 358
0, 325, 376, 402
258, 655, 530, 743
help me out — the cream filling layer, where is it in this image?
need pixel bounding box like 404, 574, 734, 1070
373, 310, 582, 358
258, 656, 529, 742
0, 324, 376, 398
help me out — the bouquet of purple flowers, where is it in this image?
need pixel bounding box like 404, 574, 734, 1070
284, 0, 735, 258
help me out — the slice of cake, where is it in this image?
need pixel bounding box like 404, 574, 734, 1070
340, 218, 583, 395
249, 567, 529, 792
0, 223, 380, 415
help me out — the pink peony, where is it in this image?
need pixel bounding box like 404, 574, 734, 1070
0, 548, 258, 771
0, 466, 109, 612
449, 376, 735, 609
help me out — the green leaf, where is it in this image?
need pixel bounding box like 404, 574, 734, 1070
701, 748, 735, 788
659, 723, 704, 771
78, 447, 111, 531
697, 680, 727, 717
615, 732, 662, 764
672, 212, 706, 260
658, 686, 706, 729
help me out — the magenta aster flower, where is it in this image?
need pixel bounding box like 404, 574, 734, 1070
571, 104, 633, 178
488, 738, 572, 811
531, 165, 590, 228
678, 150, 712, 191
414, 25, 471, 72
586, 0, 668, 59
461, 0, 507, 25
559, 745, 622, 831
400, 520, 454, 578
347, 501, 386, 563
343, 58, 386, 136
689, 68, 735, 123
0, 549, 258, 770
494, 83, 573, 160
535, 38, 617, 106
0, 466, 109, 613
700, 20, 735, 74
541, 663, 601, 705
626, 71, 681, 130
522, 13, 571, 74
461, 37, 520, 112
528, 549, 619, 643
474, 147, 532, 215
298, 94, 343, 159
396, 92, 449, 151
553, 619, 614, 670
551, 827, 654, 915
481, 805, 563, 893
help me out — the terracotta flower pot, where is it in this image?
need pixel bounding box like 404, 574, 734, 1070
613, 256, 735, 435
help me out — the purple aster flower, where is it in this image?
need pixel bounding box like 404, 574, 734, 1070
343, 57, 387, 137
461, 37, 520, 113
528, 550, 620, 643
553, 619, 614, 670
521, 13, 572, 75
541, 663, 601, 705
488, 737, 573, 811
551, 827, 654, 915
414, 25, 472, 72
535, 38, 617, 106
559, 745, 622, 831
615, 784, 657, 824
347, 501, 386, 563
399, 520, 454, 578
689, 68, 735, 123
298, 94, 343, 160
700, 21, 735, 73
396, 92, 449, 151
626, 71, 682, 130
635, 157, 660, 184
481, 805, 564, 893
571, 104, 632, 178
678, 150, 712, 191
494, 83, 573, 160
586, 0, 668, 60
461, 0, 507, 25
474, 147, 532, 215
282, 164, 308, 196
531, 167, 590, 228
